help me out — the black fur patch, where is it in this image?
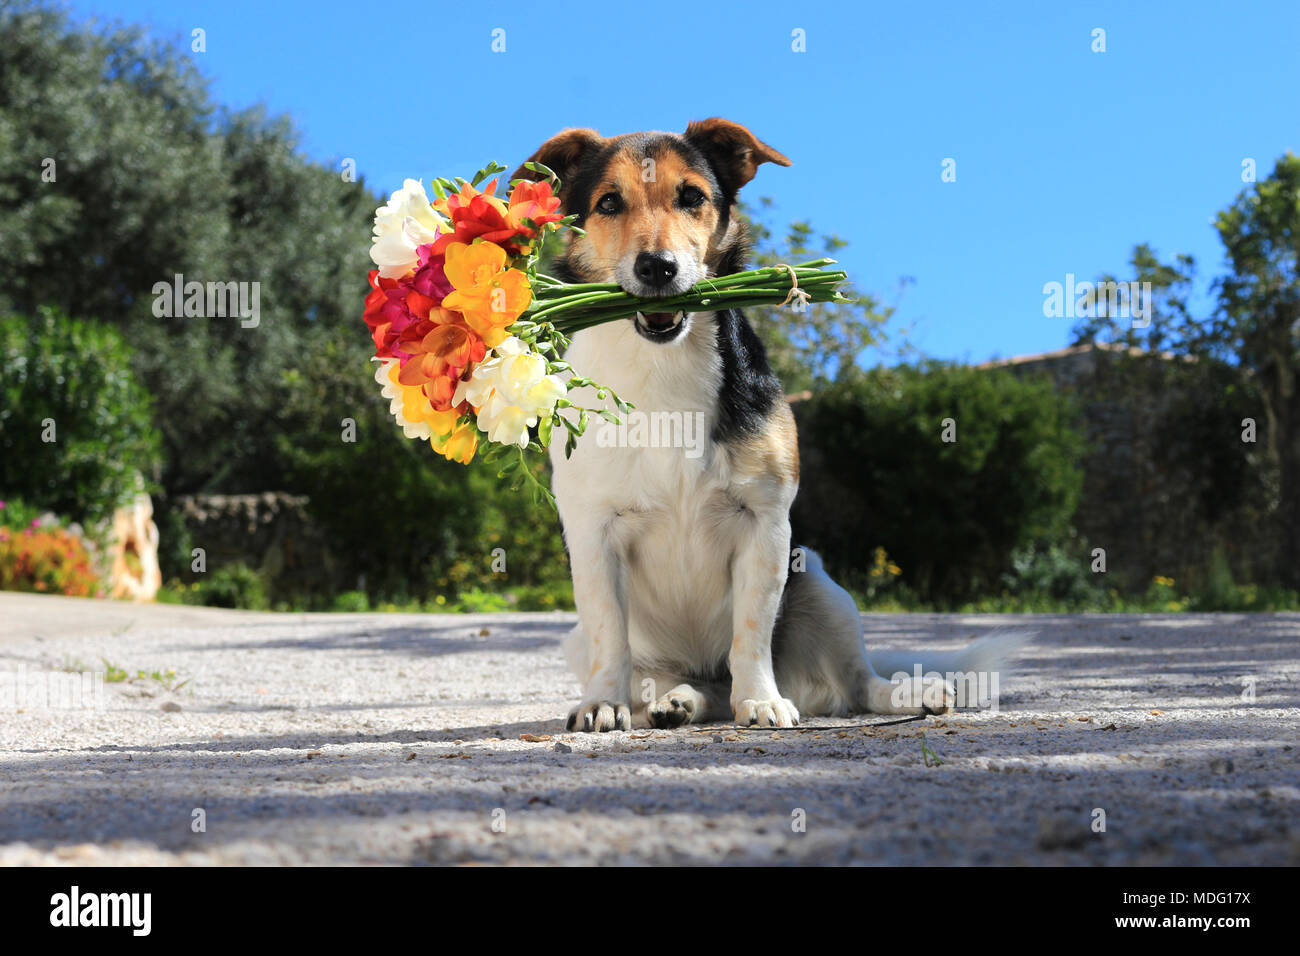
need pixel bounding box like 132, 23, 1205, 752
710, 308, 784, 443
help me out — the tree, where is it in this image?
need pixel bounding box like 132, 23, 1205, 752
1075, 156, 1300, 588
0, 307, 162, 526
1209, 154, 1300, 587
1069, 242, 1197, 354
0, 3, 377, 497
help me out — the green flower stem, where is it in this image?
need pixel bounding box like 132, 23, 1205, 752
519, 265, 850, 336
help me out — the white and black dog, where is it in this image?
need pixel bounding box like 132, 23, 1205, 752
512, 119, 1028, 731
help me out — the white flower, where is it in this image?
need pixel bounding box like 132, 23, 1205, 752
369, 179, 449, 279
373, 358, 433, 440
453, 337, 566, 448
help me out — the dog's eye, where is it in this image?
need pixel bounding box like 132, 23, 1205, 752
595, 193, 622, 215
679, 185, 706, 208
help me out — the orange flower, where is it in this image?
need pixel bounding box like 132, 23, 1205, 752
507, 179, 564, 251
440, 241, 531, 348
397, 322, 486, 412
432, 179, 521, 255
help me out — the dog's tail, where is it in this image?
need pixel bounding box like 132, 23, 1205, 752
868, 630, 1036, 706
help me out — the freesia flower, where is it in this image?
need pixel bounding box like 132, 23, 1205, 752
453, 336, 566, 448
506, 180, 564, 251
396, 322, 486, 411
370, 179, 450, 279
410, 243, 453, 301
431, 421, 479, 464
431, 179, 519, 255
363, 270, 417, 357
364, 257, 468, 364
440, 241, 531, 347
374, 359, 460, 440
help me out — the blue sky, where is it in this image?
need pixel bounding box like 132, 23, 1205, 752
69, 0, 1300, 363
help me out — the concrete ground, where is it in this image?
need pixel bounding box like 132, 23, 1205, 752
0, 592, 1297, 865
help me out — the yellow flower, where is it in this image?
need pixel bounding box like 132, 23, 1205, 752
374, 359, 458, 440
432, 421, 479, 464
440, 241, 531, 348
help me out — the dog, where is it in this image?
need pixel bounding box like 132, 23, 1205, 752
511, 119, 1029, 731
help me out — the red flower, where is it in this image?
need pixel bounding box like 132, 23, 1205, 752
431, 179, 519, 254
507, 179, 564, 248
363, 269, 444, 361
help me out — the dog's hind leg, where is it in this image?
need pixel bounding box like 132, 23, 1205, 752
773, 548, 957, 716
631, 668, 729, 729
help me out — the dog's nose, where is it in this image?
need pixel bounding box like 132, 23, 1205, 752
633, 251, 678, 289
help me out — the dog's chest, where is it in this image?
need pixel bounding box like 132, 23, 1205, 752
551, 316, 727, 505
551, 318, 751, 596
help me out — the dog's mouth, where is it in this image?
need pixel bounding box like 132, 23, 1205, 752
633, 310, 688, 342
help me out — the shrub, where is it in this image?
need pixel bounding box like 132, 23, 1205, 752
1001, 543, 1104, 609
0, 308, 162, 526
330, 590, 370, 612
792, 362, 1086, 604
189, 562, 268, 610
0, 514, 100, 597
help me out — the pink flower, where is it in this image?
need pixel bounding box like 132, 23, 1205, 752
410, 243, 453, 301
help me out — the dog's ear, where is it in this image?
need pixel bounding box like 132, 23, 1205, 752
684, 118, 791, 199
510, 128, 605, 205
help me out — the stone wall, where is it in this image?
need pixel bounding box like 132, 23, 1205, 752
169, 492, 341, 598
982, 343, 1274, 591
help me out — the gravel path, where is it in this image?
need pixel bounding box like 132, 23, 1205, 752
1, 593, 1297, 865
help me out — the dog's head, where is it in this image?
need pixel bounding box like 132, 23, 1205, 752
511, 119, 790, 343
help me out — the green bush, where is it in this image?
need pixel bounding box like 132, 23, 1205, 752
0, 308, 161, 526
793, 362, 1085, 604
189, 562, 269, 610
330, 590, 370, 612
1000, 543, 1103, 609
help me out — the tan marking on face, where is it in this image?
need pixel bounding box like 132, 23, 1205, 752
569, 145, 721, 283
726, 400, 800, 485
744, 617, 758, 631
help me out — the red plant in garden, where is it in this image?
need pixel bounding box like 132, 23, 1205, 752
0, 523, 99, 597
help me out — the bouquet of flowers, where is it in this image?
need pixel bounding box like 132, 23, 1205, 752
361, 161, 851, 505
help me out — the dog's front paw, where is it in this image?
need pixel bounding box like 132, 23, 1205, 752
733, 697, 799, 727
648, 688, 697, 729
566, 700, 631, 732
